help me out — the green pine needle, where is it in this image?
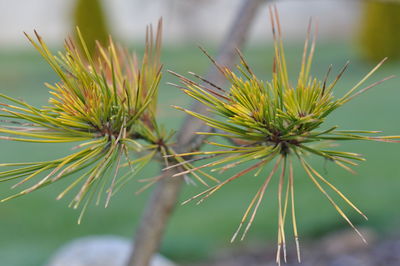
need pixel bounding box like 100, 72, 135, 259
170, 7, 398, 264
0, 19, 176, 217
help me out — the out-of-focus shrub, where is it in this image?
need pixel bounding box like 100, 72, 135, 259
359, 1, 400, 62
73, 0, 110, 55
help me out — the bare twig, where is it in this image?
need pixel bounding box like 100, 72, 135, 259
127, 0, 268, 265
128, 0, 265, 266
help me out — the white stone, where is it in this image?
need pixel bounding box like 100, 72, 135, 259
47, 235, 176, 266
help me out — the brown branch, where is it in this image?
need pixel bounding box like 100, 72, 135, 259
127, 0, 268, 265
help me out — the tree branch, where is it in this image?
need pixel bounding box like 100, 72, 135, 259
127, 1, 267, 265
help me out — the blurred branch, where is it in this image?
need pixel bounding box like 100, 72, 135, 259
127, 0, 268, 265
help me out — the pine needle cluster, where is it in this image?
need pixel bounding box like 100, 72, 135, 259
0, 20, 172, 219
169, 8, 397, 264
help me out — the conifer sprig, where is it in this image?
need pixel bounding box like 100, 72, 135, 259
0, 20, 172, 218
169, 7, 398, 264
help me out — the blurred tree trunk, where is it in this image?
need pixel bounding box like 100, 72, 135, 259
127, 0, 268, 265
73, 0, 110, 55
359, 0, 400, 62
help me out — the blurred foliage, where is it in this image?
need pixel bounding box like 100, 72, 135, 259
1, 43, 400, 266
73, 0, 110, 55
359, 1, 400, 62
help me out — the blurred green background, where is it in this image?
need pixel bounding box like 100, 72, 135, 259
1, 0, 400, 265
0, 41, 400, 265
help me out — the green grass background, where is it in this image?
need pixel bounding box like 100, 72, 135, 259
0, 42, 399, 265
